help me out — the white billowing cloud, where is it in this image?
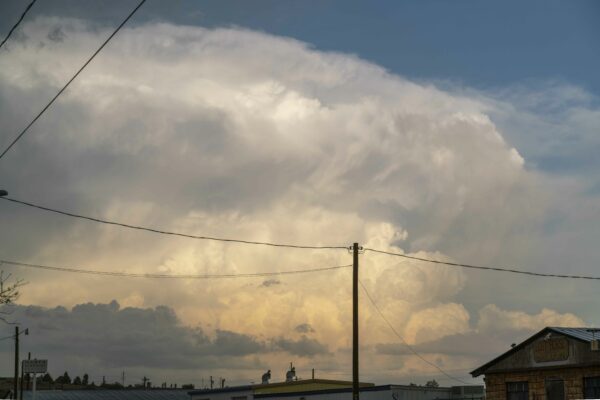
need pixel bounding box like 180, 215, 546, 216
477, 304, 585, 333
0, 17, 588, 384
403, 303, 470, 344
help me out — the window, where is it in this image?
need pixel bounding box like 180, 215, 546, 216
584, 377, 600, 399
507, 381, 528, 400
464, 386, 484, 395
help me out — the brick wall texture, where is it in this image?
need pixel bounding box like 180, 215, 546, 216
485, 366, 600, 400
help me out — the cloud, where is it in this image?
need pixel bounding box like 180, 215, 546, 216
476, 304, 585, 333
376, 304, 585, 365
0, 16, 595, 385
0, 301, 330, 384
273, 336, 329, 357
295, 323, 315, 333
261, 279, 281, 287
402, 303, 470, 345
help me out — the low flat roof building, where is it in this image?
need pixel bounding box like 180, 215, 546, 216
188, 380, 483, 400
471, 326, 600, 400
188, 379, 375, 400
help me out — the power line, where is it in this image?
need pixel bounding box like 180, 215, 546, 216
4, 195, 599, 277
358, 279, 470, 385
0, 0, 37, 51
0, 259, 352, 279
0, 0, 146, 161
0, 197, 348, 250
364, 247, 600, 280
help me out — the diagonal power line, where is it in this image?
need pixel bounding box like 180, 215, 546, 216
359, 279, 470, 385
0, 259, 352, 279
0, 0, 37, 51
0, 197, 348, 250
0, 0, 147, 161
364, 247, 600, 280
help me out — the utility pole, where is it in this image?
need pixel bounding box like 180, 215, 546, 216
14, 327, 19, 400
352, 242, 360, 400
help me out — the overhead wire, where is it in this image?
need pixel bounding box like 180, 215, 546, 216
358, 279, 470, 385
0, 259, 352, 279
364, 247, 600, 280
3, 196, 596, 276
0, 0, 147, 161
0, 334, 16, 341
0, 197, 348, 250
0, 0, 37, 51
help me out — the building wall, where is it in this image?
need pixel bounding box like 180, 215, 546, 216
255, 387, 453, 400
190, 389, 254, 400
485, 366, 600, 400
254, 382, 371, 395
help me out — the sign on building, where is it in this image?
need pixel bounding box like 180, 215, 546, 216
533, 338, 569, 362
22, 360, 48, 374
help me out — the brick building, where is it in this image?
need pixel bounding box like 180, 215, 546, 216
471, 327, 600, 400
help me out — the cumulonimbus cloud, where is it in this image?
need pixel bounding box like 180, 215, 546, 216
0, 17, 591, 385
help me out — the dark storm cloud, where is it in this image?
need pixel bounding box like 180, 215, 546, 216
273, 335, 328, 357
294, 323, 314, 334
47, 26, 66, 42
0, 301, 326, 372
260, 279, 281, 287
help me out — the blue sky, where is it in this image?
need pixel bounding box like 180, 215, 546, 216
180, 0, 600, 94
3, 0, 599, 94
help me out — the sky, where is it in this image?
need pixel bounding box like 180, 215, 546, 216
1, 0, 600, 389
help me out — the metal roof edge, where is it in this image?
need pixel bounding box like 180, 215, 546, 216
188, 385, 253, 395
254, 384, 394, 398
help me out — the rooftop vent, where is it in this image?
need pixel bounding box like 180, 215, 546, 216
261, 370, 271, 384
286, 363, 296, 382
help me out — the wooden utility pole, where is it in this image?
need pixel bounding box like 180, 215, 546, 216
13, 327, 19, 400
352, 243, 359, 400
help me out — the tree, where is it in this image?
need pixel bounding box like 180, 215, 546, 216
42, 373, 53, 383
425, 379, 439, 388
82, 373, 89, 385
56, 371, 71, 385
73, 376, 82, 385
0, 271, 25, 323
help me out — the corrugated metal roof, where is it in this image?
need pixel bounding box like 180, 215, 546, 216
22, 390, 190, 400
549, 327, 600, 342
